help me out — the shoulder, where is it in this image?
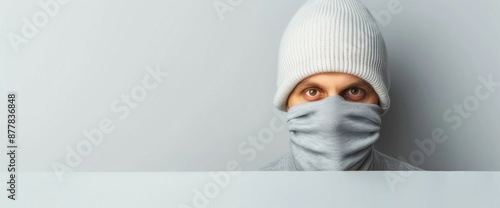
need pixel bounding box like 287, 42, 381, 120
375, 150, 424, 171
260, 153, 295, 171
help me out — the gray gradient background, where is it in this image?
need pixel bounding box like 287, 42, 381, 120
0, 0, 499, 172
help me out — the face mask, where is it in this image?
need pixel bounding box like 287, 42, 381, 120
287, 95, 382, 170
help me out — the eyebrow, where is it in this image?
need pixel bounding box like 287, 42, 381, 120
295, 80, 322, 91
295, 79, 371, 92
347, 81, 371, 88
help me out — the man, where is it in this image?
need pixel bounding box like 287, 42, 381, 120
261, 0, 421, 170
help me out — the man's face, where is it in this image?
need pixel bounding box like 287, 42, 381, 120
286, 72, 379, 111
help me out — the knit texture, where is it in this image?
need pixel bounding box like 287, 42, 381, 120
274, 0, 390, 113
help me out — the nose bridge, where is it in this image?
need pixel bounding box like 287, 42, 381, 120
326, 85, 343, 97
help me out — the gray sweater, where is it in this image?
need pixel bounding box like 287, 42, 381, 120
260, 149, 422, 171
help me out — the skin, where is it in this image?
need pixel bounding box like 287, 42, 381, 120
286, 72, 379, 111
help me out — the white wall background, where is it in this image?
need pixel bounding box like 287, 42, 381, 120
0, 0, 499, 173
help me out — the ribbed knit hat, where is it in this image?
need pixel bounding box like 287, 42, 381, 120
274, 0, 390, 113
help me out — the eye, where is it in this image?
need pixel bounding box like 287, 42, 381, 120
303, 88, 324, 101
306, 89, 318, 96
343, 87, 365, 101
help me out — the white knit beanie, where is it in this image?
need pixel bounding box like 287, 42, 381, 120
274, 0, 390, 113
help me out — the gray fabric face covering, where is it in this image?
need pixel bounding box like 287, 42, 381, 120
287, 95, 382, 170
